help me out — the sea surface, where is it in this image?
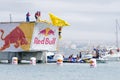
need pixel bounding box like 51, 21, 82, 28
0, 61, 120, 80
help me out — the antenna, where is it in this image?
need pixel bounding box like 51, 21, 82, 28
9, 14, 12, 22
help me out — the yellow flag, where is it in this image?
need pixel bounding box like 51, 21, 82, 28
49, 13, 70, 27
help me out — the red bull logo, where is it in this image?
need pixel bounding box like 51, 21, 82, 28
0, 27, 28, 51
39, 27, 54, 36
34, 27, 56, 45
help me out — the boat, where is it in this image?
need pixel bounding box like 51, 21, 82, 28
102, 50, 120, 61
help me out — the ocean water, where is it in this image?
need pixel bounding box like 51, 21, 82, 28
0, 62, 120, 80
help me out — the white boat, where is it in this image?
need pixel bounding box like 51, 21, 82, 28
102, 52, 120, 61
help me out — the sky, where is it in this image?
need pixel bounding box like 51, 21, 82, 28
0, 0, 120, 43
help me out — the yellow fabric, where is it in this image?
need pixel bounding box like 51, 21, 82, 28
49, 13, 70, 27
19, 22, 35, 51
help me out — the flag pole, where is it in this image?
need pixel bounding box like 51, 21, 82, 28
9, 14, 12, 23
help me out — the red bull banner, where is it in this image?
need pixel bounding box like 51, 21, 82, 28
30, 23, 58, 51
0, 22, 58, 52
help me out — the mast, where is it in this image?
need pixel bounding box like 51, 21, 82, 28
116, 19, 119, 48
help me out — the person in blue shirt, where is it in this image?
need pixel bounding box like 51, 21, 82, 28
26, 12, 30, 22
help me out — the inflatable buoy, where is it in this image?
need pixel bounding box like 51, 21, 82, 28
54, 54, 63, 64
30, 57, 36, 65
57, 59, 63, 64
89, 58, 97, 68
12, 57, 18, 64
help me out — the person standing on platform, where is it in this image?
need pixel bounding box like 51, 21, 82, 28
26, 12, 30, 22
35, 11, 41, 21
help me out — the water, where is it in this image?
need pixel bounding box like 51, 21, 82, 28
0, 62, 120, 80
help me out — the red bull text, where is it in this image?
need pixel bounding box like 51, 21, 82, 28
34, 37, 56, 45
